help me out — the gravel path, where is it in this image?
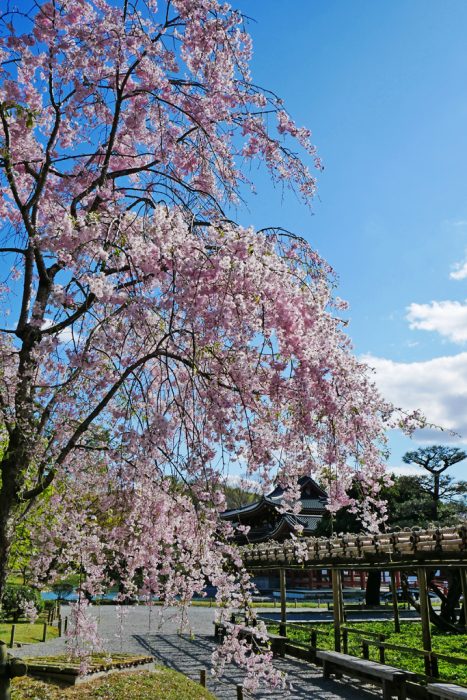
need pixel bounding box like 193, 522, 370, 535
14, 606, 384, 698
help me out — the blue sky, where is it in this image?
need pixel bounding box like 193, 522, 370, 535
2, 1, 466, 484
236, 0, 467, 481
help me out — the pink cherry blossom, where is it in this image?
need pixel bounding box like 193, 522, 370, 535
0, 1, 424, 689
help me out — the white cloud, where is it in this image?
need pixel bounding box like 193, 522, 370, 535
41, 318, 74, 343
362, 352, 467, 442
406, 300, 467, 343
450, 261, 467, 280
388, 465, 425, 477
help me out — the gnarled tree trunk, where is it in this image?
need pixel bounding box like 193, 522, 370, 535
365, 570, 381, 606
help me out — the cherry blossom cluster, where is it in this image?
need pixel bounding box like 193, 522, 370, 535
0, 0, 320, 227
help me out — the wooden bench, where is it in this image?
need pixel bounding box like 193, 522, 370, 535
316, 650, 416, 700
427, 683, 467, 699
213, 622, 286, 656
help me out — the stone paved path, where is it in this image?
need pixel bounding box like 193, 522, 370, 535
15, 607, 383, 698
140, 633, 381, 699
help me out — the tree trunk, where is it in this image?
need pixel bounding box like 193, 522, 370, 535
0, 503, 14, 604
440, 570, 461, 624
432, 473, 440, 521
365, 570, 381, 606
402, 571, 463, 633
0, 449, 24, 602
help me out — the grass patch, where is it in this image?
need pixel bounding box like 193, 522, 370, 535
266, 620, 467, 685
0, 622, 58, 645
12, 668, 217, 699
188, 599, 322, 608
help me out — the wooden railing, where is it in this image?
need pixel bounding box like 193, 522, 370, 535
260, 618, 467, 682
241, 524, 467, 569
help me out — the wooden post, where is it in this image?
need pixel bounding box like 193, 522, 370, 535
331, 568, 342, 652
0, 641, 27, 700
460, 568, 467, 628
0, 642, 9, 700
340, 570, 346, 623
8, 627, 15, 650
64, 616, 68, 634
279, 568, 287, 637
342, 628, 348, 654
41, 622, 47, 643
310, 629, 317, 662
378, 634, 385, 663
58, 618, 62, 637
390, 571, 401, 633
418, 567, 434, 676
199, 669, 206, 687
236, 685, 244, 700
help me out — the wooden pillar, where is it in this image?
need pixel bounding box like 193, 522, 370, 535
331, 568, 343, 651
340, 571, 346, 623
418, 567, 434, 676
460, 568, 467, 628
390, 571, 400, 633
359, 571, 365, 590
279, 568, 287, 637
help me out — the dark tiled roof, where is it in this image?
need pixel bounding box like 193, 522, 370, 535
221, 477, 327, 543
221, 478, 327, 520
299, 498, 327, 511
267, 475, 327, 501
284, 513, 322, 530
221, 496, 277, 519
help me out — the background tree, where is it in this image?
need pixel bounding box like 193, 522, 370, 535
223, 483, 257, 511
402, 446, 467, 522
316, 472, 466, 609
384, 474, 466, 529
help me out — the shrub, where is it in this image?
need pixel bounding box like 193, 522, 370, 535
1, 585, 43, 622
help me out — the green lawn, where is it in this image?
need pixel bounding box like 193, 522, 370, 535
188, 599, 323, 608
267, 620, 467, 685
12, 668, 217, 699
0, 622, 58, 645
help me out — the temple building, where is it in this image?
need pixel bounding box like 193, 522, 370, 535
221, 476, 328, 544
221, 478, 376, 596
